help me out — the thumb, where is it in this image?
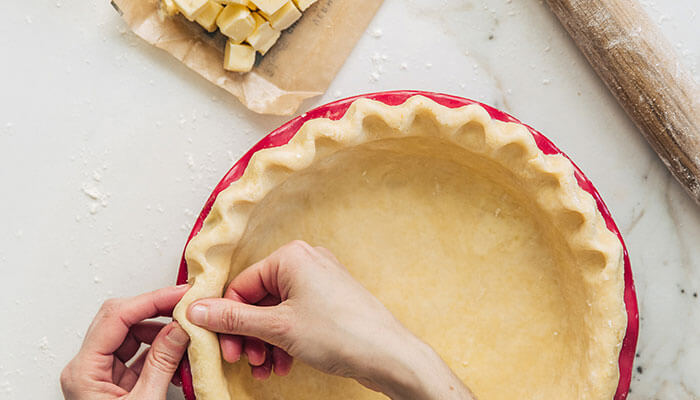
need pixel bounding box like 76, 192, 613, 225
130, 322, 189, 399
188, 299, 289, 345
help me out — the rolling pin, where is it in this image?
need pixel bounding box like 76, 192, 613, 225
545, 0, 700, 205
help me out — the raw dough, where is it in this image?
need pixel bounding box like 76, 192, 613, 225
174, 96, 626, 400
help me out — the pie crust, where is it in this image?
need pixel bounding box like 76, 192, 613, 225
173, 96, 627, 400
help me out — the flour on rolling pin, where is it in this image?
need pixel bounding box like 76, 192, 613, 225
546, 0, 700, 203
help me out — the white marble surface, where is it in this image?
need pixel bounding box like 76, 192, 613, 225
1, 0, 699, 398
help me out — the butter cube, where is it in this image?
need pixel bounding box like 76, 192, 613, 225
248, 0, 286, 15
246, 13, 281, 55
219, 0, 257, 8
195, 1, 224, 32
217, 4, 256, 43
292, 0, 316, 11
260, 1, 300, 30
224, 41, 256, 72
161, 0, 179, 16
252, 11, 265, 25
173, 0, 208, 20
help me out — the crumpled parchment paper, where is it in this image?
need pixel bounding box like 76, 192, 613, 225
111, 0, 383, 115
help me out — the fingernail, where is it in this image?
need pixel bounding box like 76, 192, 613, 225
189, 304, 208, 325
167, 325, 190, 345
176, 283, 190, 289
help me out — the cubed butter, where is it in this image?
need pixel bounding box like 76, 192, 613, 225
224, 41, 256, 72
217, 4, 256, 42
161, 0, 179, 16
260, 1, 301, 30
219, 0, 257, 8
246, 13, 281, 55
292, 0, 316, 11
248, 0, 286, 15
172, 0, 208, 20
195, 1, 224, 32
252, 11, 265, 25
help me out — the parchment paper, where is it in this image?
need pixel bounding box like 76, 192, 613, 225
111, 0, 383, 115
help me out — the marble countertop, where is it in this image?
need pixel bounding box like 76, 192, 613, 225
1, 0, 698, 398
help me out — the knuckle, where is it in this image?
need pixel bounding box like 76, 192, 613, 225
266, 306, 295, 347
98, 298, 121, 317
268, 313, 292, 339
286, 240, 312, 254
281, 241, 316, 274
59, 361, 86, 394
314, 246, 337, 261
148, 346, 179, 374
59, 364, 73, 389
220, 306, 243, 333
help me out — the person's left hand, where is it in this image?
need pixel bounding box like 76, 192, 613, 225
61, 285, 191, 400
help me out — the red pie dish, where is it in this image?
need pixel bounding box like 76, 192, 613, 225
176, 91, 639, 400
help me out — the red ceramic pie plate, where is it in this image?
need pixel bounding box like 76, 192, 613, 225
176, 90, 639, 400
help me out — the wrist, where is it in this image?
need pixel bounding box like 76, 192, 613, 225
371, 338, 436, 399
360, 329, 473, 400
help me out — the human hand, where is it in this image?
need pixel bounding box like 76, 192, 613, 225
187, 241, 474, 399
61, 285, 191, 400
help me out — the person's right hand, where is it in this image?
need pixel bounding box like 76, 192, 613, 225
187, 240, 475, 400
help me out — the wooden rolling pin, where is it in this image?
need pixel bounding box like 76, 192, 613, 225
545, 0, 700, 205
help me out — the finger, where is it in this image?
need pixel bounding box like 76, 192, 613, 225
114, 358, 140, 392
130, 322, 189, 399
272, 346, 293, 376
220, 289, 248, 363
220, 334, 243, 363
117, 367, 140, 392
244, 337, 266, 366
314, 246, 338, 261
115, 321, 165, 363
226, 257, 278, 305
187, 299, 289, 346
112, 357, 128, 385
128, 349, 150, 375
171, 364, 182, 387
224, 284, 278, 307
217, 292, 280, 364
223, 284, 248, 302
251, 354, 273, 380
228, 241, 314, 304
83, 285, 190, 355
257, 294, 281, 307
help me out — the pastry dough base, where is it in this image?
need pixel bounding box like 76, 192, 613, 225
226, 137, 589, 399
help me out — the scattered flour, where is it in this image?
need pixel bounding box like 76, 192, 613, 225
369, 52, 389, 82
82, 185, 101, 200
82, 183, 109, 215
38, 337, 49, 352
